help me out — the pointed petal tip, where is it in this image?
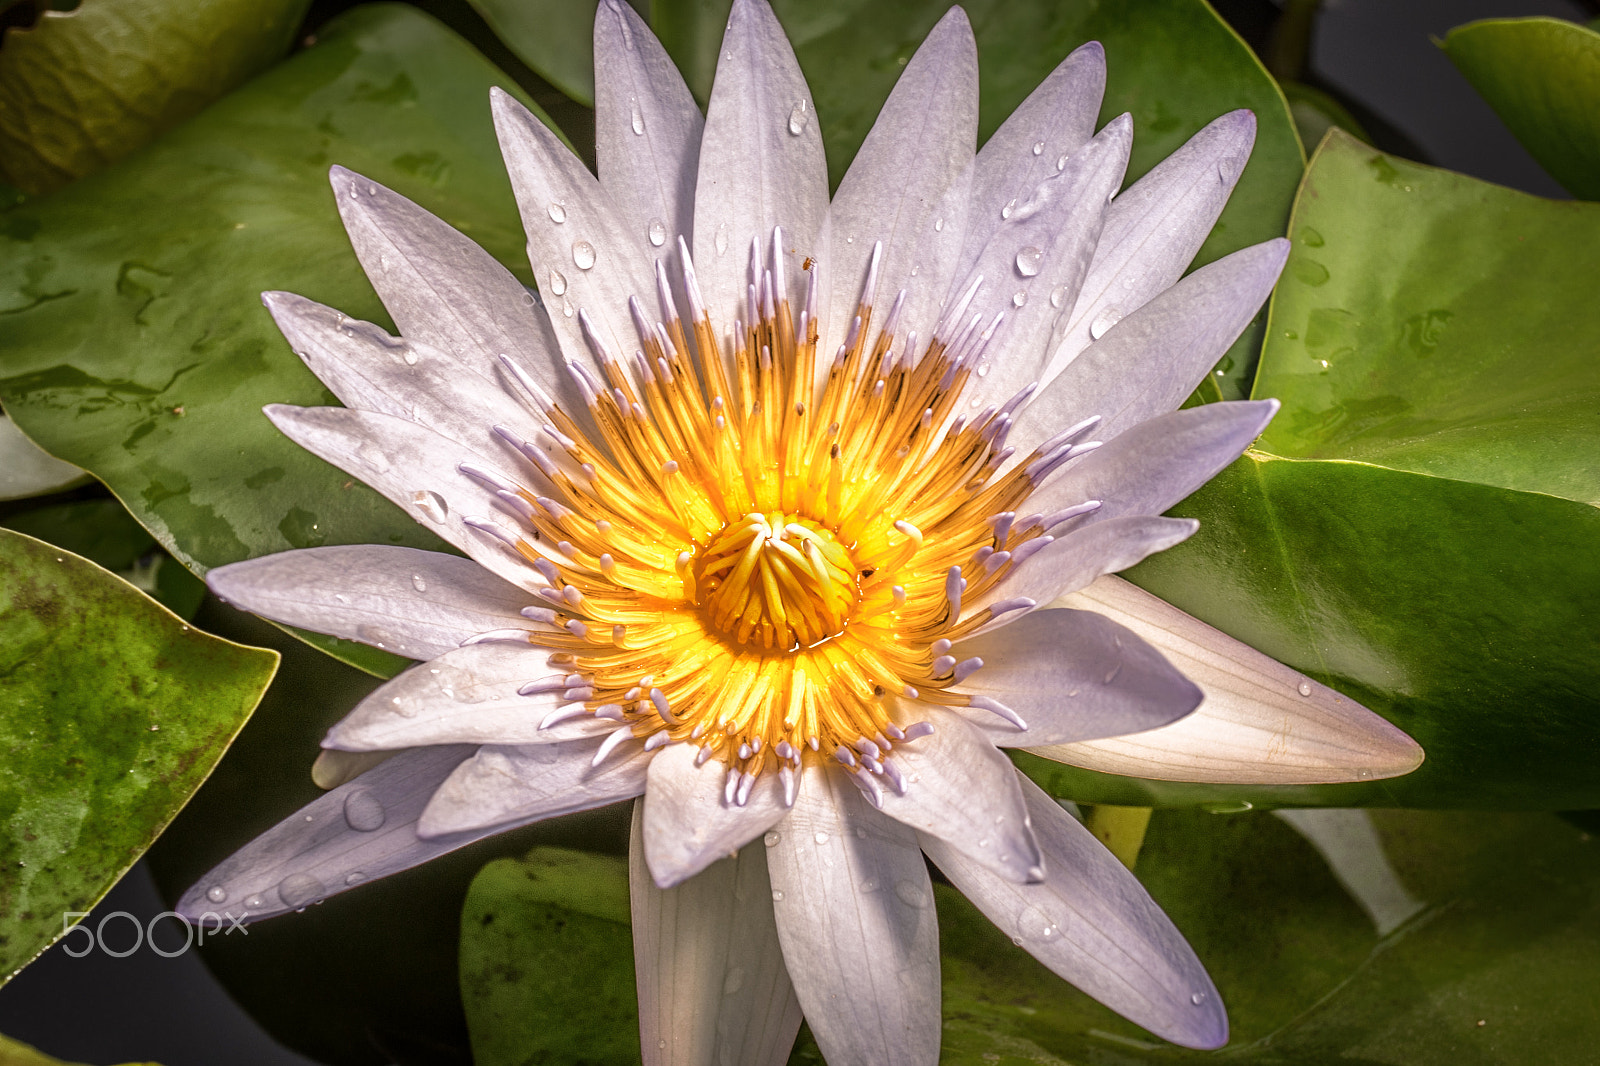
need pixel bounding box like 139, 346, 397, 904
1073, 39, 1106, 62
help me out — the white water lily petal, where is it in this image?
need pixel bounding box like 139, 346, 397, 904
327, 167, 568, 394
262, 292, 545, 451
1046, 110, 1258, 383
418, 737, 650, 837
966, 515, 1199, 630
264, 404, 541, 592
1008, 238, 1290, 457
0, 414, 87, 501
595, 0, 703, 258
951, 608, 1202, 746
874, 705, 1041, 884
1027, 400, 1279, 528
1034, 576, 1425, 782
961, 41, 1105, 280
175, 745, 508, 924
921, 773, 1227, 1050
493, 88, 658, 370
956, 114, 1131, 413
692, 0, 829, 323
324, 643, 612, 752
630, 803, 803, 1066
642, 741, 791, 888
311, 748, 400, 790
824, 7, 976, 351
766, 763, 940, 1066
207, 545, 534, 662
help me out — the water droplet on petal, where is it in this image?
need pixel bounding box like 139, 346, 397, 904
976, 360, 990, 378
1192, 991, 1208, 1005
714, 222, 730, 256
411, 574, 427, 593
401, 346, 418, 367
630, 100, 645, 136
647, 218, 667, 247
934, 217, 945, 232
356, 441, 389, 472
548, 270, 568, 296
763, 831, 781, 847
1089, 307, 1123, 339
771, 889, 785, 902
1001, 197, 1017, 220
721, 967, 746, 995
572, 241, 596, 271
814, 831, 829, 845
412, 490, 448, 523
1297, 681, 1313, 696
345, 872, 366, 886
1056, 153, 1069, 172
1015, 245, 1043, 277
548, 201, 566, 224
278, 872, 323, 909
244, 894, 266, 910
343, 788, 386, 832
1032, 140, 1045, 156
1049, 285, 1067, 309
206, 886, 227, 904
562, 299, 574, 318
894, 881, 927, 908
788, 99, 810, 135
1012, 290, 1027, 308
1015, 904, 1059, 943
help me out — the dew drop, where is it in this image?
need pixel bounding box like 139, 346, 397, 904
859, 877, 879, 893
814, 831, 830, 845
1000, 197, 1017, 220
976, 360, 991, 378
547, 201, 566, 224
647, 218, 667, 247
345, 872, 366, 886
411, 574, 428, 593
630, 100, 645, 136
244, 894, 266, 910
356, 441, 389, 472
763, 830, 781, 847
1089, 307, 1123, 340
278, 872, 323, 909
562, 299, 574, 318
1015, 245, 1043, 277
715, 222, 730, 256
771, 889, 785, 902
1049, 285, 1067, 309
894, 881, 927, 908
933, 217, 945, 232
206, 885, 228, 904
787, 98, 811, 135
1192, 991, 1208, 1006
343, 788, 386, 832
1015, 904, 1060, 943
1032, 140, 1045, 156
1056, 153, 1069, 172
411, 490, 448, 523
572, 240, 597, 271
845, 235, 854, 244
1297, 681, 1313, 697
722, 967, 747, 995
548, 269, 568, 296
1012, 290, 1027, 308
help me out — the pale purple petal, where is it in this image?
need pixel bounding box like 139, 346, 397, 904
872, 705, 1041, 883
323, 643, 609, 752
176, 746, 515, 924
1008, 238, 1290, 458
1046, 110, 1258, 383
823, 8, 977, 353
630, 802, 803, 1066
692, 0, 829, 322
965, 515, 1199, 632
765, 763, 940, 1066
595, 0, 703, 259
921, 773, 1228, 1049
417, 737, 649, 837
642, 741, 791, 888
326, 167, 567, 395
1033, 577, 1425, 782
950, 608, 1202, 746
206, 545, 534, 662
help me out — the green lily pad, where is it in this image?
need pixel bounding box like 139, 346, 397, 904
1443, 17, 1600, 200
0, 5, 554, 677
0, 0, 309, 195
465, 0, 651, 108
648, 0, 1304, 399
1030, 129, 1600, 810
0, 1032, 159, 1066
0, 527, 277, 984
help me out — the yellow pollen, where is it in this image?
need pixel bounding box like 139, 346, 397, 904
498, 242, 1059, 789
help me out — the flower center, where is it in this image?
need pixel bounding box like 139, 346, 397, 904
697, 512, 858, 650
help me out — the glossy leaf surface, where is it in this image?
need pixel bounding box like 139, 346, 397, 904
1035, 131, 1600, 809
1444, 17, 1600, 200
0, 5, 550, 676
0, 0, 308, 195
0, 529, 276, 983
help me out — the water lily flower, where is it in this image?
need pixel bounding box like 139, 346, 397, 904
178, 1, 1422, 1060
